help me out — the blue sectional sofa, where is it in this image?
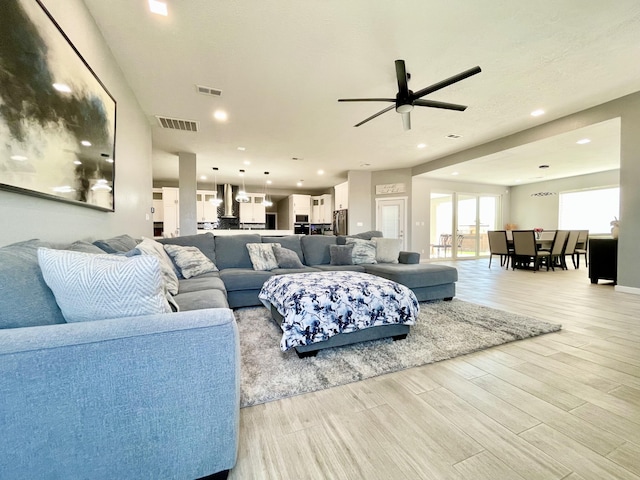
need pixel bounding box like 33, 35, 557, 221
0, 231, 457, 479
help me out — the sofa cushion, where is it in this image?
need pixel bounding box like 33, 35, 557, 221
0, 240, 66, 329
313, 264, 366, 272
300, 235, 337, 266
178, 272, 226, 294
337, 230, 383, 245
372, 237, 402, 263
271, 267, 321, 274
173, 289, 229, 310
261, 235, 304, 263
246, 243, 279, 271
346, 238, 377, 265
92, 234, 139, 253
64, 240, 106, 254
329, 244, 353, 265
163, 244, 218, 279
219, 268, 274, 291
214, 234, 261, 270
362, 263, 458, 288
135, 238, 180, 295
158, 232, 216, 265
37, 248, 171, 323
273, 245, 305, 269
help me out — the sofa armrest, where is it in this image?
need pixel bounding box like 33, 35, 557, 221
399, 251, 421, 264
0, 309, 239, 480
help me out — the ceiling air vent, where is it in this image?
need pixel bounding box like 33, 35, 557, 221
196, 85, 222, 97
446, 134, 462, 139
155, 115, 199, 132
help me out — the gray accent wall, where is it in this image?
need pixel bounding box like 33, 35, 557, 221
0, 0, 152, 247
411, 91, 640, 291
347, 170, 372, 234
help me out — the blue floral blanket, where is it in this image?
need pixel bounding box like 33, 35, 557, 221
259, 271, 419, 351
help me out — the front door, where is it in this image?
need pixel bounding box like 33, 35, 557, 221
376, 197, 407, 250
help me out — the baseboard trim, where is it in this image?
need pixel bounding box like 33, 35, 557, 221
615, 285, 640, 295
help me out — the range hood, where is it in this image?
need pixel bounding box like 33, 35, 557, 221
221, 184, 236, 218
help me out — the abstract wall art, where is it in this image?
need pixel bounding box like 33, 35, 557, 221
0, 0, 117, 211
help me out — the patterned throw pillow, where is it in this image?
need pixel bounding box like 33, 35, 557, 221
273, 245, 305, 269
37, 248, 172, 323
346, 238, 377, 264
246, 243, 279, 271
372, 237, 402, 263
135, 237, 180, 295
329, 244, 354, 265
163, 244, 218, 279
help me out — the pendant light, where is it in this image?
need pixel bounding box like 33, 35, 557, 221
209, 167, 223, 207
235, 169, 250, 203
263, 171, 273, 207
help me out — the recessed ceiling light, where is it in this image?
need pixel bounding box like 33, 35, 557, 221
238, 170, 245, 177
515, 179, 522, 183
81, 140, 91, 147
266, 180, 272, 185
451, 172, 459, 176
317, 169, 324, 175
105, 158, 114, 163
531, 109, 545, 117
576, 138, 591, 145
237, 147, 246, 151
148, 0, 168, 16
73, 160, 82, 165
213, 110, 228, 122
52, 83, 71, 93
10, 155, 27, 161
296, 180, 303, 187
243, 160, 251, 165
200, 175, 207, 180
417, 143, 427, 149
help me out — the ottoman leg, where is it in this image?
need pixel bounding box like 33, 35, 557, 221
392, 334, 408, 341
296, 349, 318, 359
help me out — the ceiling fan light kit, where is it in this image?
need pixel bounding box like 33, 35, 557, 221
338, 59, 481, 130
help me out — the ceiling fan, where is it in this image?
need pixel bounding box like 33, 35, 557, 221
338, 60, 481, 131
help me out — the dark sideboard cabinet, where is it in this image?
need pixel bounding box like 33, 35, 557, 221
588, 238, 618, 284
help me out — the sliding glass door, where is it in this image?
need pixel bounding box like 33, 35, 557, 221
431, 192, 500, 259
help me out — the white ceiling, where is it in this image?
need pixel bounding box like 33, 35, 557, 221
83, 0, 640, 192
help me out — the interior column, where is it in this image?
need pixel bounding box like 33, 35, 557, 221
178, 152, 197, 236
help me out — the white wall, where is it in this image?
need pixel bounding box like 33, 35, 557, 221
347, 170, 372, 234
0, 0, 152, 246
509, 170, 620, 231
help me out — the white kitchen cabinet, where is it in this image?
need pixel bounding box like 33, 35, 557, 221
239, 193, 266, 223
334, 182, 348, 210
196, 190, 219, 223
162, 187, 180, 237
311, 194, 332, 223
152, 188, 164, 222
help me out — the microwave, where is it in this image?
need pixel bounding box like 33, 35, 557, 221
295, 214, 309, 223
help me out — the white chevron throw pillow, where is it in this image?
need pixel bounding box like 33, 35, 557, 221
37, 248, 171, 323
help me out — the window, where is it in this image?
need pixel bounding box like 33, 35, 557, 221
558, 187, 619, 234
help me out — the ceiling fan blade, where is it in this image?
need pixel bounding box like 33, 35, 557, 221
354, 105, 395, 127
395, 59, 409, 97
338, 98, 395, 102
411, 66, 481, 100
413, 99, 467, 111
401, 112, 411, 131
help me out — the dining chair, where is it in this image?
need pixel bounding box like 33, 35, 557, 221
431, 234, 452, 258
562, 230, 580, 269
547, 230, 569, 271
487, 230, 512, 269
511, 230, 551, 271
574, 230, 589, 268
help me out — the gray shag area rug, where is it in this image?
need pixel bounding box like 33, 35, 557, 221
236, 299, 561, 407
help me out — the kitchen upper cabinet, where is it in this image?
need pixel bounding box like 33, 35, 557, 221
290, 194, 311, 215
239, 193, 266, 223
152, 188, 164, 222
334, 182, 348, 210
197, 191, 219, 223
311, 194, 332, 223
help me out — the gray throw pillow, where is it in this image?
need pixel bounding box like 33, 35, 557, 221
330, 244, 354, 265
163, 244, 218, 279
247, 243, 280, 271
372, 237, 402, 263
346, 238, 377, 264
273, 245, 304, 269
92, 234, 139, 253
37, 248, 172, 323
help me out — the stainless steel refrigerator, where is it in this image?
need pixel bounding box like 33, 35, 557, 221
332, 209, 348, 236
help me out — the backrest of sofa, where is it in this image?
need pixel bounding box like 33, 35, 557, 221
0, 240, 66, 329
158, 232, 216, 265
300, 236, 337, 265
337, 230, 383, 245
261, 236, 304, 263
214, 234, 262, 269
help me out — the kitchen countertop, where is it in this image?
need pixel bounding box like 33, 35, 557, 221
197, 229, 295, 236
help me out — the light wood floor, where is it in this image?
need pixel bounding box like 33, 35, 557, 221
230, 259, 640, 480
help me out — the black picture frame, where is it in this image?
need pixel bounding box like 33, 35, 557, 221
0, 0, 117, 211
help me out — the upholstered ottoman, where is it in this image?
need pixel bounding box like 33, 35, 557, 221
258, 271, 419, 358
362, 263, 458, 302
